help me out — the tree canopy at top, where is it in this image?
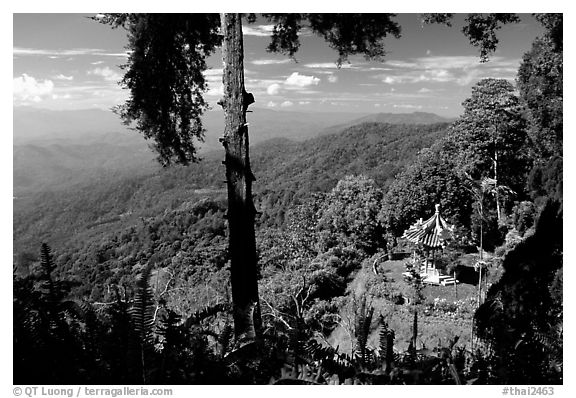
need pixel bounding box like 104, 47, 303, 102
95, 13, 531, 167
96, 13, 402, 166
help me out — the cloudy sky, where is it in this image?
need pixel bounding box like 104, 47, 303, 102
13, 13, 544, 117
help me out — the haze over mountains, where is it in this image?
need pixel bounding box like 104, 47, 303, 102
13, 107, 453, 196
14, 120, 450, 257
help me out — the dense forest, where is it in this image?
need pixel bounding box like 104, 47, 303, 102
13, 13, 562, 385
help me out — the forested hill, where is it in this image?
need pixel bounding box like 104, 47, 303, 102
252, 122, 449, 224
14, 121, 449, 263
14, 109, 449, 196
318, 112, 453, 137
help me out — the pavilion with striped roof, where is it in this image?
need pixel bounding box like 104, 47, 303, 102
402, 204, 456, 284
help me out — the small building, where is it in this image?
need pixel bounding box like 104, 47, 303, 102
402, 204, 457, 286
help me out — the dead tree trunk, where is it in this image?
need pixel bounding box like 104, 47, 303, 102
220, 13, 261, 341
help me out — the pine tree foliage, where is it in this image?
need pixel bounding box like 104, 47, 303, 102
423, 13, 520, 62
262, 14, 401, 65
95, 14, 221, 166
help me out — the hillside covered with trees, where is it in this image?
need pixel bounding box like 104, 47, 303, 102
13, 13, 562, 385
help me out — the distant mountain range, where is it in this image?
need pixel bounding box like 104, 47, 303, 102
14, 120, 450, 256
14, 107, 454, 147
13, 107, 455, 196
319, 111, 454, 137
14, 107, 367, 148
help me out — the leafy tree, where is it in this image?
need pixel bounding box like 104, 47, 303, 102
460, 14, 520, 62
284, 193, 326, 259
257, 194, 325, 273
517, 14, 562, 208
517, 39, 562, 160
318, 175, 385, 255
423, 13, 520, 62
448, 78, 529, 220
526, 155, 562, 207
380, 145, 473, 239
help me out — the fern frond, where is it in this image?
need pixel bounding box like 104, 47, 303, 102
354, 302, 374, 368
40, 243, 56, 274
304, 340, 354, 378
378, 315, 395, 371
218, 324, 234, 358
129, 264, 156, 346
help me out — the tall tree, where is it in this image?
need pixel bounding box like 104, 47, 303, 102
448, 78, 528, 220
219, 13, 261, 342
97, 13, 402, 341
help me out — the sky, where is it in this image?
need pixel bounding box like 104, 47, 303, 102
13, 13, 545, 117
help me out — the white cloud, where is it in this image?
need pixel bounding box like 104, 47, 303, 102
243, 77, 282, 93
285, 72, 320, 87
375, 55, 520, 87
384, 60, 420, 69
328, 74, 338, 83
13, 74, 54, 103
87, 66, 122, 82
243, 25, 274, 37
418, 87, 432, 93
303, 62, 355, 69
299, 101, 311, 105
394, 104, 423, 110
417, 56, 482, 69
280, 100, 294, 108
366, 67, 394, 72
383, 76, 400, 84
251, 59, 292, 66
91, 61, 105, 65
51, 93, 72, 100
14, 47, 129, 58
267, 83, 282, 95
266, 101, 277, 108
204, 68, 223, 76
203, 68, 223, 83
54, 74, 74, 81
